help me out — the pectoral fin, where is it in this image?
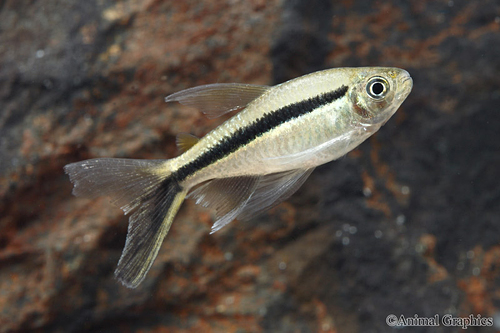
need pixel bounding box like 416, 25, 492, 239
263, 132, 354, 167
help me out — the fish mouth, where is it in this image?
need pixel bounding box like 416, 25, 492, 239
397, 73, 413, 101
402, 76, 412, 85
402, 75, 413, 87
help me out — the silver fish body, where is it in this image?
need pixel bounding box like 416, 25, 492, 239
171, 67, 412, 185
64, 67, 412, 288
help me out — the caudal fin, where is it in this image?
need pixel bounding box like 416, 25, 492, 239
64, 158, 187, 288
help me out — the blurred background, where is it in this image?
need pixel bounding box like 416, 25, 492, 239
1, 0, 499, 332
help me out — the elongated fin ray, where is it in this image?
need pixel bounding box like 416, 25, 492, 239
115, 185, 187, 288
64, 158, 187, 288
188, 176, 259, 233
237, 168, 315, 221
165, 83, 270, 119
176, 133, 200, 153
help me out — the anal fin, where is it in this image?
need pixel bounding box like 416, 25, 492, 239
188, 176, 259, 233
237, 168, 315, 221
187, 168, 315, 233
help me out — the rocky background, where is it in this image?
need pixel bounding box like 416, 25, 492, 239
1, 0, 499, 332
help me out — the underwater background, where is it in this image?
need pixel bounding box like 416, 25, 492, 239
0, 0, 499, 332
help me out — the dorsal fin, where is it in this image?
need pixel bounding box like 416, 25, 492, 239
176, 133, 200, 153
165, 83, 270, 119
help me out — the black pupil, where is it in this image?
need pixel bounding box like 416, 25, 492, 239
371, 82, 384, 95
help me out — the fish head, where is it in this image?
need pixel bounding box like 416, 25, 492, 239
348, 67, 413, 127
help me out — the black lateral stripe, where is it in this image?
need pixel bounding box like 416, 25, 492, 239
174, 85, 348, 181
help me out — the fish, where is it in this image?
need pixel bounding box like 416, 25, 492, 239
64, 67, 413, 288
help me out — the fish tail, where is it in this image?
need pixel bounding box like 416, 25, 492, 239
64, 158, 187, 288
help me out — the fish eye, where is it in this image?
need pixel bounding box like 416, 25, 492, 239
366, 77, 389, 99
